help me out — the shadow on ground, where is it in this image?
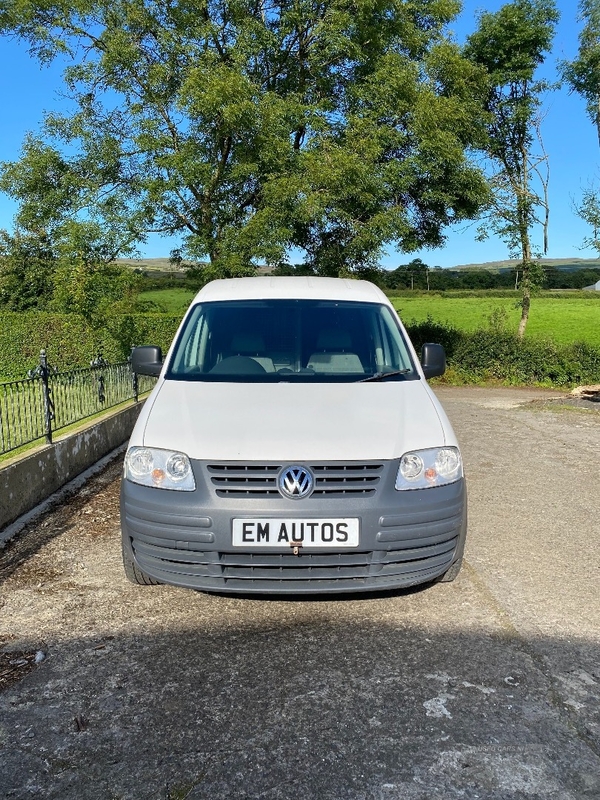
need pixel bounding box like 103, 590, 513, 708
1, 596, 599, 800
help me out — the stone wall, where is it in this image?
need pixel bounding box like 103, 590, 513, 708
0, 403, 141, 536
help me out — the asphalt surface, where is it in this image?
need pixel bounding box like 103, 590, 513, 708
0, 386, 599, 800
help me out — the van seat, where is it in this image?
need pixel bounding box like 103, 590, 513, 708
307, 352, 364, 373
307, 329, 363, 373
229, 333, 275, 372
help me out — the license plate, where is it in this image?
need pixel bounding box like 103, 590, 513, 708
232, 518, 359, 548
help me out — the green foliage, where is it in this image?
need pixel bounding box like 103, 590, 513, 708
539, 263, 600, 288
465, 0, 559, 91
561, 0, 600, 141
49, 220, 144, 321
403, 320, 600, 386
0, 229, 56, 309
451, 330, 562, 384
559, 2, 600, 255
0, 0, 490, 276
464, 0, 560, 334
0, 220, 144, 322
573, 185, 600, 255
567, 339, 600, 383
380, 260, 600, 293
0, 313, 107, 379
1, 307, 599, 388
403, 315, 464, 358
0, 312, 180, 380
103, 314, 181, 360
50, 258, 142, 321
485, 305, 510, 332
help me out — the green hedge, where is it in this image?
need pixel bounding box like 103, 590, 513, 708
0, 312, 181, 380
2, 311, 599, 387
405, 319, 600, 386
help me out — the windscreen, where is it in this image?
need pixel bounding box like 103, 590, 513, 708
166, 299, 418, 382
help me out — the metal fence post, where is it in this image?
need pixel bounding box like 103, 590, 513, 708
130, 348, 139, 403
39, 350, 54, 444
90, 353, 109, 403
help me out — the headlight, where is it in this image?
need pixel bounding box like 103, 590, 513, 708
395, 447, 462, 490
124, 447, 196, 491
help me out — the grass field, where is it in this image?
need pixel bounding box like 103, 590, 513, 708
136, 287, 600, 346
390, 293, 600, 346
137, 288, 196, 313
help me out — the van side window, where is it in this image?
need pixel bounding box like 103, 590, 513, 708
170, 306, 207, 373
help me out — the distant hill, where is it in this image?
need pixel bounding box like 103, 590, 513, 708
452, 258, 600, 272
116, 256, 600, 275
115, 258, 272, 275
115, 258, 187, 273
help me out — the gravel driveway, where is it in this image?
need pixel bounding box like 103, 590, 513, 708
1, 386, 599, 800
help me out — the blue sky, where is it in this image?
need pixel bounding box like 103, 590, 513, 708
0, 0, 597, 269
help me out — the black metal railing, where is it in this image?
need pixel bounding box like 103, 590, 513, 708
0, 351, 157, 456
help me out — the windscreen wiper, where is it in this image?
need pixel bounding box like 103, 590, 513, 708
359, 369, 412, 383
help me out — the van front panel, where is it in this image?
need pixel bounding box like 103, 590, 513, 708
121, 459, 467, 594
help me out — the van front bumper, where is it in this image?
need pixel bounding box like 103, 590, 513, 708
120, 459, 467, 594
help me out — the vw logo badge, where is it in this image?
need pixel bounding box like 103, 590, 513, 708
278, 466, 314, 500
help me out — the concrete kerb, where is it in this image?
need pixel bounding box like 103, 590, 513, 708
0, 402, 142, 545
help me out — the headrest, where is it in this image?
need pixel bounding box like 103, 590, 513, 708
316, 330, 352, 350
230, 334, 265, 354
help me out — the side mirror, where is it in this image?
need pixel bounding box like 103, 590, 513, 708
131, 345, 163, 377
421, 343, 446, 379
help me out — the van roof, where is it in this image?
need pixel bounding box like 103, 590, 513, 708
193, 276, 390, 304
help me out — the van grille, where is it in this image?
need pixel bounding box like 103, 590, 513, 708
207, 463, 383, 498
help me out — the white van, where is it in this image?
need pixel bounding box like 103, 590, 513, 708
121, 276, 466, 593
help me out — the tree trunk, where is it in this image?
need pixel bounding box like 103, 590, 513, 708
517, 166, 532, 339
518, 282, 530, 338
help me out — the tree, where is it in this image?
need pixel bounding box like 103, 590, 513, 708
0, 219, 141, 319
464, 0, 559, 337
0, 0, 490, 277
562, 0, 600, 142
49, 220, 143, 321
0, 228, 56, 310
384, 259, 429, 290
574, 186, 600, 254
562, 1, 600, 255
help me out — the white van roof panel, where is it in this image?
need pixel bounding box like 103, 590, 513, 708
193, 276, 391, 305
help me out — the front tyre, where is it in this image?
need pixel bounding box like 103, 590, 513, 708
437, 555, 463, 583
122, 545, 160, 586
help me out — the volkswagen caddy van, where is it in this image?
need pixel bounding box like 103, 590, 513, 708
121, 276, 466, 593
